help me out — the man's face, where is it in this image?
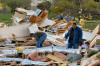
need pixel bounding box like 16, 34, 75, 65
72, 24, 76, 29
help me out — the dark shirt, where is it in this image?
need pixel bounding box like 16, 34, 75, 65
57, 15, 63, 20
69, 28, 74, 40
34, 32, 45, 41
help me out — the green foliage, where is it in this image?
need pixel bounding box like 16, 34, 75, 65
0, 13, 13, 24
1, 0, 31, 12
52, 1, 73, 13
82, 0, 99, 10
85, 20, 100, 30
37, 1, 51, 10
87, 50, 98, 58
49, 0, 74, 18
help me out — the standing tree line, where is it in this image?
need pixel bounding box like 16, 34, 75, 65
37, 0, 100, 19
0, 0, 100, 19
0, 0, 31, 12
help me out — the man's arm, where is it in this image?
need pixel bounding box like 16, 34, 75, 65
78, 28, 83, 42
64, 28, 71, 40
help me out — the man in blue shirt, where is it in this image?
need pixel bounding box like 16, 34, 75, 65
64, 23, 83, 49
30, 32, 47, 48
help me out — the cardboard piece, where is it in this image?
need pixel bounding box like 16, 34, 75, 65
29, 10, 48, 25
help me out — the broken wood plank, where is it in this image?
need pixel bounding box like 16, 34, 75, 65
96, 39, 100, 43
92, 24, 100, 34
46, 54, 64, 63
56, 38, 64, 43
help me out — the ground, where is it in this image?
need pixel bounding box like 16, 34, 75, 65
0, 13, 100, 30
85, 20, 100, 30
0, 13, 13, 24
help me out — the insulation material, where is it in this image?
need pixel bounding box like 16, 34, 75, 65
2, 50, 17, 55
40, 18, 55, 27
83, 31, 96, 41
21, 59, 47, 65
33, 9, 42, 16
0, 58, 47, 65
28, 24, 39, 33
15, 8, 42, 16
2, 46, 80, 55
47, 34, 65, 46
0, 24, 30, 41
0, 58, 24, 62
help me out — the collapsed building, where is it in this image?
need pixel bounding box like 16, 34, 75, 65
0, 8, 100, 66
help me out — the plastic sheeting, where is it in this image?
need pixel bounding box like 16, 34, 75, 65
3, 46, 80, 55
0, 58, 47, 65
21, 59, 46, 65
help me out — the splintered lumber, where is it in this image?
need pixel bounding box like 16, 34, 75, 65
89, 36, 96, 48
58, 28, 66, 33
92, 24, 100, 34
56, 38, 64, 43
13, 12, 26, 19
29, 10, 48, 25
46, 54, 64, 63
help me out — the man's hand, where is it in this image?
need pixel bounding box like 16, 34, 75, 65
63, 38, 67, 41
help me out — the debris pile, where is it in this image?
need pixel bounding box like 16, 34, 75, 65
0, 8, 99, 66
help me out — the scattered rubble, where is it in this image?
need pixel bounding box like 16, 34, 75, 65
0, 8, 99, 66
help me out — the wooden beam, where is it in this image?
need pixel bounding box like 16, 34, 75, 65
46, 54, 64, 63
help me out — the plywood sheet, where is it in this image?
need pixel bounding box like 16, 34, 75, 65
0, 24, 30, 41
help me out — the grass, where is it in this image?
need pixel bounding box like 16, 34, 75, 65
0, 13, 13, 24
0, 13, 100, 30
85, 20, 100, 30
